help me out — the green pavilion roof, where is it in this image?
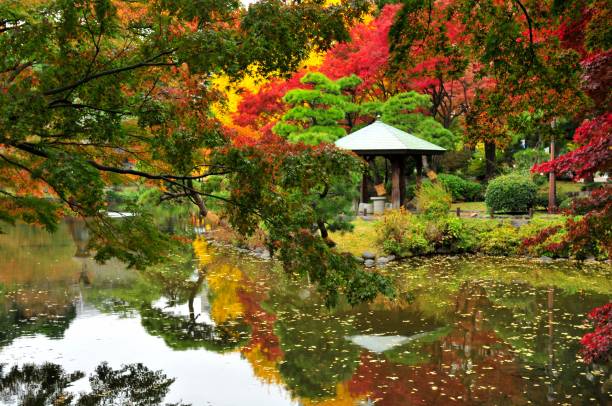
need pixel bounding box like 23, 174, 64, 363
335, 120, 446, 155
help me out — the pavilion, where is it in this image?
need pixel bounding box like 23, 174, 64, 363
335, 120, 446, 209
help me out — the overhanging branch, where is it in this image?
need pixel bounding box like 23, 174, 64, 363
43, 49, 178, 96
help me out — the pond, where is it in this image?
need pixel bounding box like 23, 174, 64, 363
0, 221, 610, 405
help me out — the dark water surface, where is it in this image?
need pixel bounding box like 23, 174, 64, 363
0, 222, 610, 405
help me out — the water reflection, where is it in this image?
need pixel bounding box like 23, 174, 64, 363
0, 362, 186, 405
0, 222, 610, 405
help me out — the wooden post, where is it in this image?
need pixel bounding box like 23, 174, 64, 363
400, 156, 406, 204
391, 156, 405, 209
456, 207, 461, 217
360, 171, 368, 203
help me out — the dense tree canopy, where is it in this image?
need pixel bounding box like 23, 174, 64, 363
0, 2, 358, 235
1, 0, 610, 293
0, 0, 398, 304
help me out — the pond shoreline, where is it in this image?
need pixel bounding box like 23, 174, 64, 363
199, 229, 611, 269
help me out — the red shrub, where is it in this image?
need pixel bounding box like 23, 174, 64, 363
580, 303, 612, 364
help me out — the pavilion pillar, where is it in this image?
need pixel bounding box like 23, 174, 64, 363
360, 171, 368, 203
391, 156, 405, 209
415, 155, 423, 188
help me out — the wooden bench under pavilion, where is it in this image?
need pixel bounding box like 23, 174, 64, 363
335, 120, 446, 209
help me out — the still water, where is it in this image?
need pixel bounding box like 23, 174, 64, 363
0, 221, 610, 405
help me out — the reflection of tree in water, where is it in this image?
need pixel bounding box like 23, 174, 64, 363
0, 362, 187, 406
0, 363, 83, 405
0, 292, 77, 348
275, 311, 360, 399
264, 281, 361, 400
139, 301, 249, 352
344, 279, 611, 405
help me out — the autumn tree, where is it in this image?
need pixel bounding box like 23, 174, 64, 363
0, 0, 395, 303
527, 0, 611, 258
390, 0, 585, 178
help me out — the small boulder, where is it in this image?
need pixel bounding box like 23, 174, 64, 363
510, 219, 523, 228
364, 259, 375, 268
387, 255, 396, 262
539, 256, 553, 263
362, 251, 376, 260
376, 257, 390, 265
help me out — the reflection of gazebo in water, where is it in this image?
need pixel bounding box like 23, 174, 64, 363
335, 120, 446, 210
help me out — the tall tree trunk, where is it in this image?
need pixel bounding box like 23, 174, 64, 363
548, 136, 556, 213
484, 141, 496, 179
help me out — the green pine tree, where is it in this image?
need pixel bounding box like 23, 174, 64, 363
273, 72, 362, 145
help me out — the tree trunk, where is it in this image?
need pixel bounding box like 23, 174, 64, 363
548, 136, 556, 213
317, 220, 335, 247
484, 141, 496, 179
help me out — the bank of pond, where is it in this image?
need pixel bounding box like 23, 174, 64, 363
0, 223, 610, 405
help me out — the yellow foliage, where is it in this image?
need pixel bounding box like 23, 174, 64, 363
211, 71, 262, 125
242, 344, 284, 385
206, 263, 245, 324
301, 382, 365, 406
211, 49, 325, 126
193, 237, 213, 267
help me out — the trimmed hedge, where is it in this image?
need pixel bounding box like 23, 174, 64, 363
438, 174, 483, 202
485, 174, 537, 214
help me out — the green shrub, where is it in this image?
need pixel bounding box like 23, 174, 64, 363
478, 224, 523, 256
427, 216, 479, 253
438, 174, 483, 202
485, 174, 537, 213
416, 182, 452, 218
376, 210, 431, 257
559, 197, 573, 210
532, 173, 547, 186
377, 209, 479, 256
534, 191, 549, 208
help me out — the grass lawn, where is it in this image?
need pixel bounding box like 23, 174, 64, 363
450, 181, 581, 213
538, 180, 582, 196
451, 201, 486, 212
330, 218, 381, 257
